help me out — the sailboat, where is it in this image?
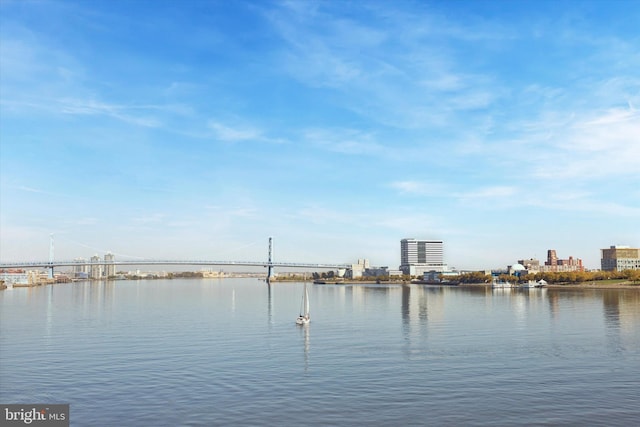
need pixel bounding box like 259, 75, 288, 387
295, 283, 310, 325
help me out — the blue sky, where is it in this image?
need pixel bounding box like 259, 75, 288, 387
1, 0, 639, 270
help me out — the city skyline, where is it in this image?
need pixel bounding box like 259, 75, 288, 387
0, 236, 626, 275
1, 1, 639, 270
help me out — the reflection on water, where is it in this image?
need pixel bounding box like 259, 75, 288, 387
267, 283, 273, 326
544, 288, 640, 339
2, 280, 639, 426
602, 290, 640, 351
299, 323, 310, 371
604, 290, 621, 330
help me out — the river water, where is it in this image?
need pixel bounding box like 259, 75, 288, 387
1, 279, 639, 426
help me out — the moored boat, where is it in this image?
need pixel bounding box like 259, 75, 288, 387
492, 279, 515, 288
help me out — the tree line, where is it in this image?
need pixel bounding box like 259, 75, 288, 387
451, 269, 640, 284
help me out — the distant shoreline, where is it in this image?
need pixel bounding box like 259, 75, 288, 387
307, 280, 639, 289
2, 278, 637, 290
456, 282, 639, 290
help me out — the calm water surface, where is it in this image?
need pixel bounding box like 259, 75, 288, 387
1, 279, 639, 426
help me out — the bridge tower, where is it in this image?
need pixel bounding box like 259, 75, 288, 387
266, 237, 273, 284
48, 234, 55, 279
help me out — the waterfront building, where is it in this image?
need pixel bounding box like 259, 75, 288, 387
371, 268, 404, 278
400, 238, 446, 276
90, 255, 102, 279
73, 258, 89, 278
364, 266, 396, 278
344, 260, 401, 279
601, 245, 640, 271
0, 269, 28, 285
346, 259, 369, 279
202, 270, 225, 278
544, 249, 584, 272
0, 269, 60, 286
27, 271, 54, 285
104, 252, 116, 278
423, 270, 460, 282
509, 263, 527, 276
518, 258, 541, 272
517, 250, 584, 273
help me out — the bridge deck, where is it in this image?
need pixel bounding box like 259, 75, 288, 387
0, 260, 349, 269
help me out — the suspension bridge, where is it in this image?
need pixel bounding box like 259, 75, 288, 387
0, 238, 350, 283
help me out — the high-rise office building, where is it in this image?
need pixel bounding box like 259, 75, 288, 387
104, 252, 116, 278
400, 238, 445, 275
90, 255, 102, 279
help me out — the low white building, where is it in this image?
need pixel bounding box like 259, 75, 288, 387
402, 264, 448, 276
346, 259, 369, 279
0, 269, 29, 285
346, 260, 403, 279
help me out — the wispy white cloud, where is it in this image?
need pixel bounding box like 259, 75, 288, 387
11, 185, 73, 199
163, 81, 201, 97
290, 204, 453, 241
530, 106, 640, 181
15, 185, 45, 194
1, 97, 165, 127
389, 180, 519, 202
265, 1, 505, 130
302, 128, 385, 155
206, 120, 288, 145
458, 186, 518, 199
389, 181, 448, 196
208, 121, 263, 142
522, 191, 640, 217
58, 98, 162, 127
0, 26, 180, 129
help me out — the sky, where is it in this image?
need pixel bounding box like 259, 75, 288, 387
1, 0, 639, 271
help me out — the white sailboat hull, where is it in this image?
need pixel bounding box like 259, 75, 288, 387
296, 284, 310, 325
